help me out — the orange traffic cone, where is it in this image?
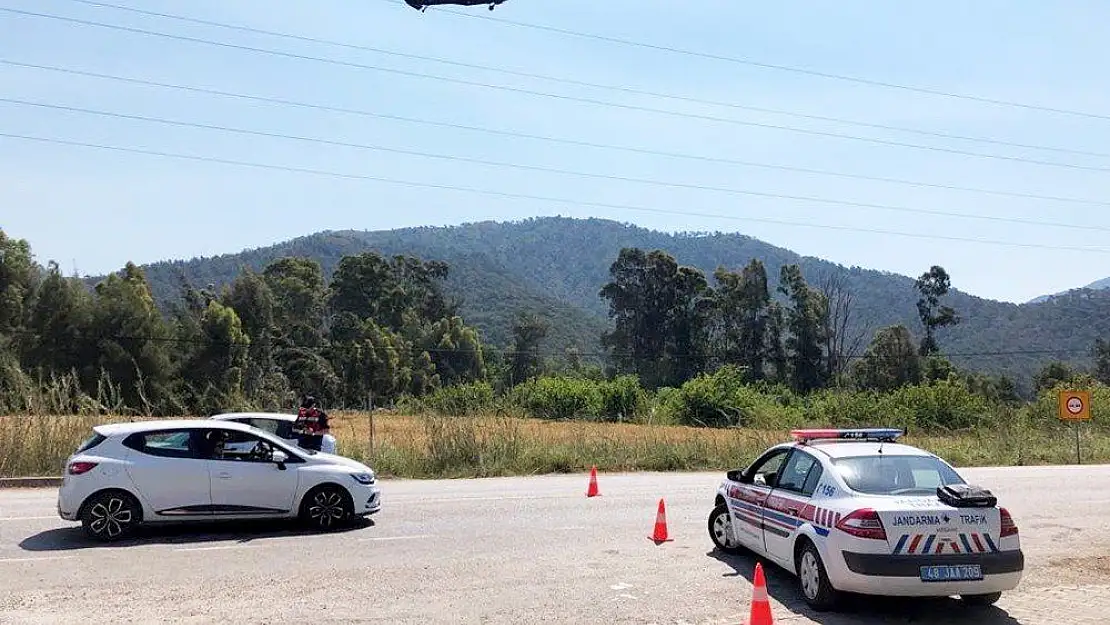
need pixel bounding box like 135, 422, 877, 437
586, 466, 600, 497
648, 498, 673, 543
748, 562, 774, 625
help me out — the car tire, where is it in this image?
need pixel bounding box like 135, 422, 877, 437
960, 592, 1002, 607
300, 485, 354, 532
796, 540, 838, 612
80, 490, 142, 542
708, 503, 745, 555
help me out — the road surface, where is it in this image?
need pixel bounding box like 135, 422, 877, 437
2, 466, 1109, 624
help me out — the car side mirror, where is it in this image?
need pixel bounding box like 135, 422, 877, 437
272, 450, 288, 470
726, 469, 744, 483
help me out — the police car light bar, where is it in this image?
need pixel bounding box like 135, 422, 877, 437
790, 428, 905, 443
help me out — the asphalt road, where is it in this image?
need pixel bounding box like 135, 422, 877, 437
2, 466, 1109, 624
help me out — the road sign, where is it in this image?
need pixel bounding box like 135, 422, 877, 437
1058, 390, 1091, 421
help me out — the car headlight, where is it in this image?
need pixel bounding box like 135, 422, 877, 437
351, 471, 376, 485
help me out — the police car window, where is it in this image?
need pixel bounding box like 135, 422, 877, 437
246, 418, 282, 435
776, 451, 819, 495
833, 455, 965, 496
801, 462, 824, 497
748, 449, 790, 486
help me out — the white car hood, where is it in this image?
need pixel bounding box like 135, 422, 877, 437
306, 451, 372, 472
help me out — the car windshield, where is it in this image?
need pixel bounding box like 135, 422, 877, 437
832, 454, 965, 496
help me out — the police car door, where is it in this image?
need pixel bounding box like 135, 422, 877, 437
762, 449, 823, 571
727, 447, 792, 554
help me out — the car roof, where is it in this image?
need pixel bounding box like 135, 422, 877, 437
93, 419, 260, 437
210, 412, 295, 422
794, 440, 934, 460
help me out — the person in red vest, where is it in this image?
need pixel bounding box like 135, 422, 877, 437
293, 394, 330, 452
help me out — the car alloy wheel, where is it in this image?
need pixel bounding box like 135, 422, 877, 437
307, 487, 351, 530
708, 503, 744, 554
82, 492, 139, 541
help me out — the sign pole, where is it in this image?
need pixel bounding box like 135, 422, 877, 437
1058, 389, 1091, 465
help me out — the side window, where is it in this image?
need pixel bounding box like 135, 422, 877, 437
801, 462, 824, 497
776, 451, 820, 495
202, 429, 277, 463
746, 448, 791, 488
123, 430, 199, 459
275, 420, 294, 439
247, 418, 282, 436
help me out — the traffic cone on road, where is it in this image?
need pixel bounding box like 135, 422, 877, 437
586, 466, 600, 497
748, 562, 774, 625
648, 498, 673, 543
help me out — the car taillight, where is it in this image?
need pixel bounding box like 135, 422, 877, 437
836, 508, 887, 540
67, 461, 98, 475
1000, 507, 1018, 537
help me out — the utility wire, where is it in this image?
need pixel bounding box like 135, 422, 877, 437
59, 0, 1110, 161
7, 59, 1110, 209
9, 95, 1110, 236
3, 6, 1107, 174
393, 0, 1110, 123
5, 130, 1110, 255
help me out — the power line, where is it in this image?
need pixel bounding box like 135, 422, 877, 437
397, 0, 1110, 123
4, 7, 1107, 174
59, 0, 1110, 161
4, 129, 1110, 256
7, 59, 1110, 209
9, 95, 1110, 236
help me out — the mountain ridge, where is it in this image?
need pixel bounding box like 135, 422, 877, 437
98, 216, 1106, 389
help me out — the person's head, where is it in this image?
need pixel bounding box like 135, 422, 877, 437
300, 394, 317, 410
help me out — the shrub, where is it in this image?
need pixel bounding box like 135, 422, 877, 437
513, 376, 602, 420
597, 375, 648, 422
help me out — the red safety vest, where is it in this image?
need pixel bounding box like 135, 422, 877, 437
295, 407, 324, 433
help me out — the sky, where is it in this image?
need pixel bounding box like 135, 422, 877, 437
2, 0, 1109, 304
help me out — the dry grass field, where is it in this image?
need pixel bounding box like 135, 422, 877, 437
4, 411, 1108, 479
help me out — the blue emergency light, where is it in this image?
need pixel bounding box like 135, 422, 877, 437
790, 428, 905, 443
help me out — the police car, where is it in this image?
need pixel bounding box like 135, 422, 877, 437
210, 412, 337, 455
708, 428, 1023, 611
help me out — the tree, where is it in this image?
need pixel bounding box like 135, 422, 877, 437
852, 325, 922, 391
915, 265, 959, 356
817, 272, 868, 387
1093, 338, 1110, 386
21, 261, 92, 376
599, 248, 710, 388
778, 264, 828, 393
180, 300, 251, 413
510, 311, 549, 384
711, 260, 771, 381
1034, 361, 1077, 393
262, 257, 327, 348
0, 230, 38, 336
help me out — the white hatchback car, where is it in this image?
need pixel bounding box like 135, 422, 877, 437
210, 411, 338, 455
57, 419, 381, 542
708, 428, 1023, 611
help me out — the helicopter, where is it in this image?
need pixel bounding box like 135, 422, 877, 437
404, 0, 508, 11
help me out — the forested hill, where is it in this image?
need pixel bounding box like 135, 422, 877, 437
126, 216, 1109, 386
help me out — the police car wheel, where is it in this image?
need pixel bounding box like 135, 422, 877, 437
797, 540, 837, 611
960, 592, 1001, 607
708, 503, 744, 554
301, 485, 354, 531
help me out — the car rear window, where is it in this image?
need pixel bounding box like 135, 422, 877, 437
832, 455, 965, 496
75, 432, 107, 454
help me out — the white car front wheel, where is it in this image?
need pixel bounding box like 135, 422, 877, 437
708, 503, 744, 555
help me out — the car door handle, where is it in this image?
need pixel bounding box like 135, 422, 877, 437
217, 472, 232, 479
786, 507, 799, 516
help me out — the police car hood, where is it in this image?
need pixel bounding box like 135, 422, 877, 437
868, 496, 1003, 555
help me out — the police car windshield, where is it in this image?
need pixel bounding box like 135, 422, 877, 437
832, 455, 965, 496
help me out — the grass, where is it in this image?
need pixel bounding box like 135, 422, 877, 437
4, 411, 1110, 480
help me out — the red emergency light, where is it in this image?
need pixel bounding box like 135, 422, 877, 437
790, 428, 905, 443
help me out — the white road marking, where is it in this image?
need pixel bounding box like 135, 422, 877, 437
172, 544, 257, 552
358, 534, 435, 542
0, 516, 60, 522
0, 555, 75, 563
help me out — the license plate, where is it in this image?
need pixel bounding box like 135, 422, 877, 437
920, 564, 983, 582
